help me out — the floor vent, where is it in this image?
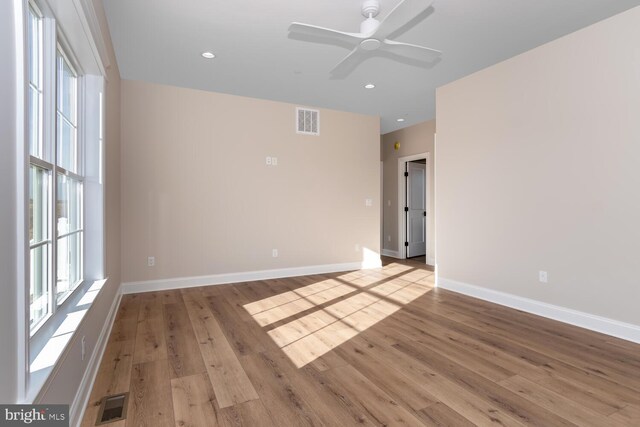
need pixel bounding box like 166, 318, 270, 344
296, 107, 320, 135
96, 393, 129, 425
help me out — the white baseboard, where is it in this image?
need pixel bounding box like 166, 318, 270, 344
122, 260, 382, 295
381, 249, 401, 259
438, 278, 640, 344
70, 284, 122, 427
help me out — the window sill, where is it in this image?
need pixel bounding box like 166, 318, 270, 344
25, 277, 109, 403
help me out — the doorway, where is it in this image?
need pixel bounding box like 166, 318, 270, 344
405, 159, 426, 258
397, 153, 430, 263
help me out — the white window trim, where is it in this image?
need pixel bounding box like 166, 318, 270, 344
19, 0, 108, 403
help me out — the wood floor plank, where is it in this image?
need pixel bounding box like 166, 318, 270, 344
127, 360, 175, 427
206, 296, 268, 356
239, 352, 323, 426
350, 330, 527, 426
160, 289, 181, 305
163, 302, 206, 378
133, 316, 167, 364
336, 337, 439, 413
138, 292, 164, 321
455, 303, 640, 391
182, 289, 259, 408
251, 350, 378, 426
519, 365, 628, 415
322, 364, 429, 426
499, 375, 628, 427
392, 340, 578, 426
217, 400, 276, 427
610, 404, 640, 425
171, 373, 220, 427
418, 401, 476, 427
308, 349, 349, 372
109, 316, 138, 343
382, 314, 517, 382
115, 294, 141, 321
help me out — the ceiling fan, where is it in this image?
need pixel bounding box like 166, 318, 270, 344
288, 0, 441, 78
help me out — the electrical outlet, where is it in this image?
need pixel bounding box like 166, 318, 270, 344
81, 336, 86, 361
147, 256, 155, 267
272, 249, 278, 258
266, 156, 272, 165
365, 198, 373, 207
272, 157, 278, 166
539, 270, 548, 283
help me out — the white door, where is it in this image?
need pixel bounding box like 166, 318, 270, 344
406, 162, 426, 257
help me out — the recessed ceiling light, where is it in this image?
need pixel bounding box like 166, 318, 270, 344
397, 118, 405, 122
364, 83, 376, 89
201, 51, 215, 59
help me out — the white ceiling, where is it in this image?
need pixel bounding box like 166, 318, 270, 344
103, 0, 640, 134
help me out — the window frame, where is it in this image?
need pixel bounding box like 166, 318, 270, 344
26, 1, 87, 336
27, 2, 54, 333
17, 0, 108, 404
54, 43, 84, 306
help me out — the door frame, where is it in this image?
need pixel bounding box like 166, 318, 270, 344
397, 152, 430, 263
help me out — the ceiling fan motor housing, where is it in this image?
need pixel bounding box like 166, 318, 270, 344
361, 0, 380, 18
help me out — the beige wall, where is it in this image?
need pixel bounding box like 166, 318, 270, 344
121, 80, 380, 283
381, 120, 435, 261
436, 6, 640, 325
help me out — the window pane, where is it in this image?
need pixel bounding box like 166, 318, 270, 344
57, 115, 77, 172
56, 232, 82, 303
30, 242, 50, 329
57, 174, 82, 233
30, 165, 50, 243
28, 8, 40, 87
30, 163, 52, 328
28, 7, 43, 159
29, 86, 42, 158
56, 49, 78, 172
57, 52, 76, 123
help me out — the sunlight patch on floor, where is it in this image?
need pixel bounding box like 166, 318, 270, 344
244, 264, 435, 368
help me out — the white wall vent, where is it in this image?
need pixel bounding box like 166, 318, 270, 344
296, 107, 320, 136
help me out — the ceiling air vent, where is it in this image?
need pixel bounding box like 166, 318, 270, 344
296, 107, 319, 136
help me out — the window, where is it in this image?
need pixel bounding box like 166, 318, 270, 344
28, 4, 52, 331
27, 3, 84, 332
55, 49, 83, 304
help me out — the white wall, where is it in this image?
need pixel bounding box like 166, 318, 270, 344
0, 0, 20, 403
121, 80, 380, 284
436, 6, 640, 327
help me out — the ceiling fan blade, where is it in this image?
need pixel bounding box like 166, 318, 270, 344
289, 23, 364, 45
380, 39, 441, 62
330, 48, 368, 79
374, 0, 434, 40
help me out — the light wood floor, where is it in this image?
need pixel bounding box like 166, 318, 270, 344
82, 257, 640, 426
